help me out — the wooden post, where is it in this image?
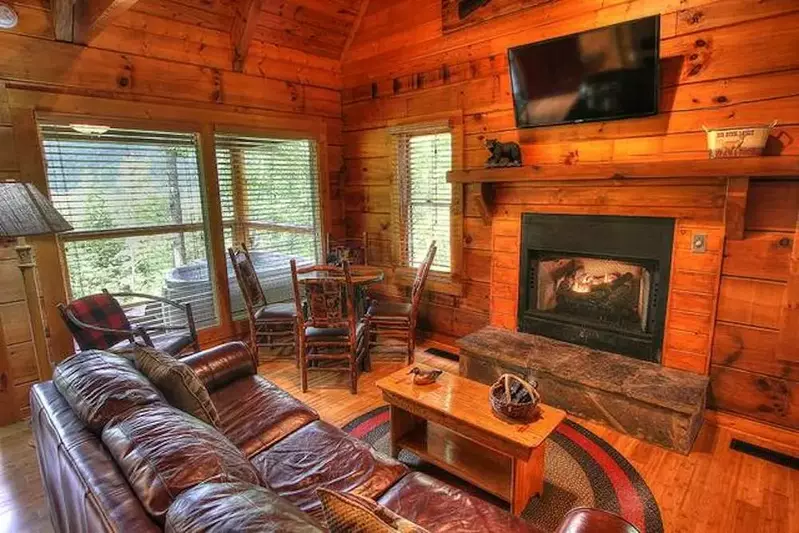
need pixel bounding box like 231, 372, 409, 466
197, 125, 232, 340
778, 212, 799, 362
14, 237, 52, 381
0, 310, 16, 425
725, 177, 749, 240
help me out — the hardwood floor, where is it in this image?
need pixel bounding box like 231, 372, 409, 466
1, 348, 796, 533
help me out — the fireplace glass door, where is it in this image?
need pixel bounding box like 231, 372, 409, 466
535, 256, 652, 334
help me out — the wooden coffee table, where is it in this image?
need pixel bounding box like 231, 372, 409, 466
376, 364, 566, 516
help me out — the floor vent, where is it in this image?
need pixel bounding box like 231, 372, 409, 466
730, 439, 799, 470
424, 347, 459, 362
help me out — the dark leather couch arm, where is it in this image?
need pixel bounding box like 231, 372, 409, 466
182, 342, 257, 393
556, 508, 640, 533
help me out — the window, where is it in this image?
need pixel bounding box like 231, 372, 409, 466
41, 124, 217, 327
396, 131, 453, 272
215, 134, 322, 313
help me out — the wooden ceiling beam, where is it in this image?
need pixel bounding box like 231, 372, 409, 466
341, 0, 370, 61
73, 0, 141, 44
231, 0, 264, 72
51, 0, 75, 42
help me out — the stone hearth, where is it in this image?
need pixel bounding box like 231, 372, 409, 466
457, 327, 709, 454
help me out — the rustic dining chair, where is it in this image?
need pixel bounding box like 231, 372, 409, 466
326, 232, 369, 266
290, 260, 370, 394
228, 244, 297, 362
366, 241, 437, 365
58, 289, 199, 356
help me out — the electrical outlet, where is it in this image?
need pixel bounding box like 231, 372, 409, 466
692, 233, 707, 253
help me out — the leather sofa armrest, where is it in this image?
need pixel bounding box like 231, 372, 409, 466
182, 342, 257, 393
556, 508, 640, 533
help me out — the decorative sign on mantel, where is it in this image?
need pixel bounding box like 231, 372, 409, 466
442, 0, 555, 33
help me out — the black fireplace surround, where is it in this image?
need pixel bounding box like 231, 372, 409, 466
518, 214, 674, 363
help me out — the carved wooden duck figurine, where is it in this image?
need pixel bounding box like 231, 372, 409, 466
408, 367, 443, 385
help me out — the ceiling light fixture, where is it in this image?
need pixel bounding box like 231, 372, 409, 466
0, 3, 18, 29
70, 124, 111, 136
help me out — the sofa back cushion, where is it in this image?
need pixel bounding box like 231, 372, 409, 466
165, 482, 324, 533
102, 404, 261, 523
134, 346, 220, 428
54, 350, 164, 433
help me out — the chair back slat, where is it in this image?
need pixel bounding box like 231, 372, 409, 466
326, 232, 368, 266
411, 241, 437, 320
229, 244, 267, 311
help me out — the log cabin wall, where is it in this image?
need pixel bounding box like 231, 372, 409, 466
0, 0, 357, 421
341, 0, 799, 431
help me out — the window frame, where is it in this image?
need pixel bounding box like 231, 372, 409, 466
389, 118, 464, 296
39, 117, 221, 328
214, 129, 326, 314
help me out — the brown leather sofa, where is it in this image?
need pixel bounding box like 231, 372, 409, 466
31, 341, 639, 533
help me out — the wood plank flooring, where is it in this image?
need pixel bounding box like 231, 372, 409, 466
0, 348, 796, 533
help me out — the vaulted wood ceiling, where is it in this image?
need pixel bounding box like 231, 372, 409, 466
51, 0, 369, 68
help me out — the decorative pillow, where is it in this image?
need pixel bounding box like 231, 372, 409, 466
53, 350, 164, 433
166, 482, 324, 533
102, 404, 261, 524
134, 345, 220, 428
317, 488, 430, 533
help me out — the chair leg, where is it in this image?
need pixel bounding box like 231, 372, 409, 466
407, 329, 415, 365
298, 332, 308, 393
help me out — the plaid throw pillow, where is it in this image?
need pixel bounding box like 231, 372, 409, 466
317, 488, 429, 533
65, 293, 132, 350
134, 345, 221, 428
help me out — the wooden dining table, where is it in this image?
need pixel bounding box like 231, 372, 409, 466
296, 265, 385, 318
296, 265, 385, 285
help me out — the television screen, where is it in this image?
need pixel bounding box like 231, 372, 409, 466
508, 16, 660, 128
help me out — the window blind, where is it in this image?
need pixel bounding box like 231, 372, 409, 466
397, 132, 452, 272
215, 134, 322, 313
40, 124, 218, 328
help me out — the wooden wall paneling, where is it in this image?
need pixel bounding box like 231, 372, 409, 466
717, 277, 786, 329
709, 364, 798, 429
0, 310, 15, 426
724, 177, 748, 240
745, 180, 799, 232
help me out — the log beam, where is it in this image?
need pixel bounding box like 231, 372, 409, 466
51, 0, 74, 42
74, 0, 141, 44
231, 0, 264, 72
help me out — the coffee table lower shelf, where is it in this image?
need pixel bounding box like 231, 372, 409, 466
396, 422, 513, 501
389, 404, 546, 515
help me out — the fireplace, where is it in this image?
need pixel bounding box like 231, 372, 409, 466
518, 214, 674, 362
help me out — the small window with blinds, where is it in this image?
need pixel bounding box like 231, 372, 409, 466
215, 134, 322, 314
397, 131, 453, 272
40, 124, 218, 328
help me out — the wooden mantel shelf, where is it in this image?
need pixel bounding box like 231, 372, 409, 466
447, 157, 799, 184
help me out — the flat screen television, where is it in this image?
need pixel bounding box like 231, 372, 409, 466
508, 16, 660, 128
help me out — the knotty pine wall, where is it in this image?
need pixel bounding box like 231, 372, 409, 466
0, 0, 347, 421
341, 0, 799, 431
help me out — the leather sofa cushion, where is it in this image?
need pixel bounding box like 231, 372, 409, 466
556, 508, 640, 533
134, 345, 220, 428
211, 374, 318, 458
165, 482, 324, 533
317, 487, 429, 533
30, 382, 161, 533
102, 404, 261, 523
377, 472, 544, 533
182, 341, 257, 393
53, 350, 164, 433
252, 420, 408, 519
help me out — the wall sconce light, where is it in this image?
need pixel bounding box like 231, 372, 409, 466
0, 3, 18, 29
